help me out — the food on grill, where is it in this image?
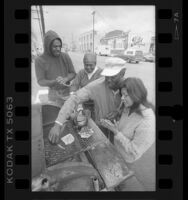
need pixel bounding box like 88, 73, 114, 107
43, 120, 106, 167
78, 126, 94, 138
61, 134, 75, 145
44, 122, 81, 167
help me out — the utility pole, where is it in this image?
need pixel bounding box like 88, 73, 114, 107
34, 6, 43, 40
72, 33, 74, 51
92, 11, 95, 53
39, 6, 45, 37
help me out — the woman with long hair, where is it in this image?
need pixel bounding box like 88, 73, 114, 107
100, 77, 155, 191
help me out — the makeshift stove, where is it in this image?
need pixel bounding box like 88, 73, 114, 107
43, 120, 107, 167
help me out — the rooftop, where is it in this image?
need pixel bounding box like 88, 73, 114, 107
103, 30, 129, 39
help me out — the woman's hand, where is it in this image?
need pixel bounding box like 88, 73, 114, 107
100, 119, 119, 135
105, 111, 119, 121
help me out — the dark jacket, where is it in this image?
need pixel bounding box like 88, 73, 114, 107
35, 30, 76, 84
35, 30, 76, 105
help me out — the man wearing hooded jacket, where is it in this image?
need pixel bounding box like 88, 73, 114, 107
35, 30, 76, 106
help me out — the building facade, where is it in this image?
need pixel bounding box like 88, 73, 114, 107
128, 31, 155, 54
78, 30, 100, 53
100, 30, 129, 55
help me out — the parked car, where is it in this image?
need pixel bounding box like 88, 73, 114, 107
95, 45, 111, 56
143, 53, 155, 62
116, 49, 144, 63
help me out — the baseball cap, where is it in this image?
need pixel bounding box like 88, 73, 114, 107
101, 57, 126, 76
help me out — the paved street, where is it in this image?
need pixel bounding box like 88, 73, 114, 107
32, 51, 155, 106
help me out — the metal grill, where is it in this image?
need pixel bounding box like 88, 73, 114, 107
43, 120, 107, 167
43, 121, 82, 167
77, 129, 106, 150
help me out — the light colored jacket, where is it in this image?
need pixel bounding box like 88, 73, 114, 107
114, 107, 155, 190
115, 107, 155, 163
56, 77, 121, 124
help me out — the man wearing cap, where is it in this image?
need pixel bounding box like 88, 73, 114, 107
70, 53, 102, 93
48, 57, 126, 144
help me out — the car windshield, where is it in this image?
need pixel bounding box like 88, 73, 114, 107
135, 51, 143, 56
127, 51, 133, 54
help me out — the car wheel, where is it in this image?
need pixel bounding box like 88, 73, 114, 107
136, 61, 139, 64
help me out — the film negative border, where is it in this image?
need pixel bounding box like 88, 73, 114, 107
156, 4, 183, 200
4, 0, 183, 200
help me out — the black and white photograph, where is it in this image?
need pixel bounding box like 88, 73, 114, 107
31, 5, 156, 191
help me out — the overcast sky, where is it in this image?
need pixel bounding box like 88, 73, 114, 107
40, 6, 155, 44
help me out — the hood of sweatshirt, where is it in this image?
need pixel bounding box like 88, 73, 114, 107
43, 30, 62, 56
